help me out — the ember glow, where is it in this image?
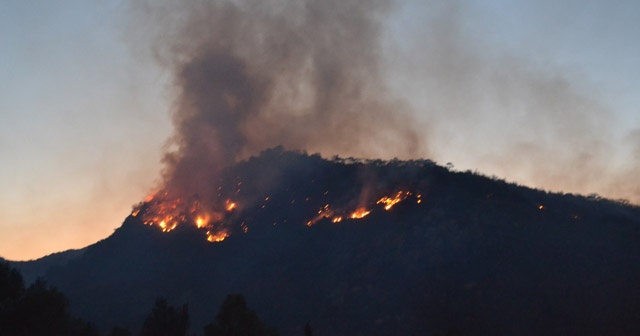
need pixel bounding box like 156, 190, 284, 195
306, 204, 335, 227
349, 208, 371, 219
225, 200, 237, 212
304, 190, 422, 227
195, 216, 208, 228
134, 181, 425, 243
131, 192, 231, 243
377, 191, 412, 211
206, 230, 229, 243
306, 203, 372, 227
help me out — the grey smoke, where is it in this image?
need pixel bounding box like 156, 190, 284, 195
133, 0, 422, 203
385, 1, 638, 203
131, 0, 638, 204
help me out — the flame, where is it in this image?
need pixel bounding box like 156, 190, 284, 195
132, 192, 235, 243
349, 208, 371, 219
136, 186, 423, 242
377, 191, 411, 211
195, 216, 209, 228
306, 204, 335, 226
206, 230, 229, 242
226, 200, 237, 212
306, 198, 376, 226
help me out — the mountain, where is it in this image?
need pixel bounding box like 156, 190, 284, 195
12, 148, 640, 335
10, 248, 86, 284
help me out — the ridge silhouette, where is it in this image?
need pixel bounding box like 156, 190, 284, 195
11, 148, 640, 335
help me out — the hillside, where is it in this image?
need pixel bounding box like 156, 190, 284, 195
13, 148, 640, 335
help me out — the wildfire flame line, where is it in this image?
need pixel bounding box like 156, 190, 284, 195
305, 190, 422, 227
132, 188, 424, 240
131, 193, 237, 242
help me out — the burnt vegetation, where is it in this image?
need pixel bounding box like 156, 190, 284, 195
7, 148, 640, 335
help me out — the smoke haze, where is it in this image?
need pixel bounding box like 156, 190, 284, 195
131, 0, 638, 204
383, 1, 638, 203
132, 0, 422, 204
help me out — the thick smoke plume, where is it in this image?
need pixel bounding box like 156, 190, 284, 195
133, 0, 422, 204
131, 0, 639, 205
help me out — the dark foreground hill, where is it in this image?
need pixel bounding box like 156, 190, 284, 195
13, 148, 640, 335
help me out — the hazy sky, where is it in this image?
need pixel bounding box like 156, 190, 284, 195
1, 0, 639, 260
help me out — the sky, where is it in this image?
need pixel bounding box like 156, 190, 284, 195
1, 0, 639, 260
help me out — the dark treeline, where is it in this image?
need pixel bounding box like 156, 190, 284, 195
0, 262, 286, 336
0, 261, 98, 336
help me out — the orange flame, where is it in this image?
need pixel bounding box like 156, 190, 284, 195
349, 208, 371, 219
226, 200, 237, 212
195, 215, 209, 228
207, 230, 229, 242
137, 186, 422, 242
377, 191, 411, 211
133, 193, 236, 243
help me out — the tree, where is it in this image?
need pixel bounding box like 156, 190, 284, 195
0, 261, 24, 334
303, 322, 313, 336
140, 298, 189, 336
0, 261, 83, 336
0, 261, 24, 302
203, 294, 277, 336
17, 278, 72, 334
109, 326, 132, 336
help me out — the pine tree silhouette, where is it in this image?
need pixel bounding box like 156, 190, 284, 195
203, 294, 278, 336
140, 298, 189, 336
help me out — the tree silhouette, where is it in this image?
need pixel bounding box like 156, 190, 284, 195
109, 326, 133, 336
0, 261, 94, 335
16, 278, 71, 334
0, 261, 23, 301
139, 298, 189, 336
303, 322, 313, 336
203, 294, 277, 336
0, 262, 23, 333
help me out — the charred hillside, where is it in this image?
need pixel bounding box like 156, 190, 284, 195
15, 148, 640, 335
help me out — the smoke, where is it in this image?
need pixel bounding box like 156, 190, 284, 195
384, 1, 639, 203
130, 0, 638, 205
130, 0, 423, 204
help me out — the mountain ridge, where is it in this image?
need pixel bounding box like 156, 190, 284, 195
11, 148, 640, 335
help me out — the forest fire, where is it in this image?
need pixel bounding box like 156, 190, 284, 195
377, 191, 412, 210
306, 205, 371, 226
303, 190, 422, 227
195, 216, 208, 228
349, 208, 371, 219
206, 230, 229, 242
306, 204, 335, 227
133, 181, 424, 242
131, 192, 232, 243
225, 200, 237, 212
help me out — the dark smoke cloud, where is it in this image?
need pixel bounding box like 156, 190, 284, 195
130, 0, 638, 205
132, 0, 423, 202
